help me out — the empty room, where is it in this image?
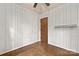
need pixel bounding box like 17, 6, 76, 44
0, 3, 79, 56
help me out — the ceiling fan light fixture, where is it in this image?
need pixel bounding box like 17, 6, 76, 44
33, 3, 50, 8
33, 3, 38, 8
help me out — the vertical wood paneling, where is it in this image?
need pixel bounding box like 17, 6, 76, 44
40, 4, 79, 53
0, 4, 39, 54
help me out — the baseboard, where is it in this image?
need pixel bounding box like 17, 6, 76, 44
1, 41, 79, 56
48, 43, 79, 54
0, 41, 39, 56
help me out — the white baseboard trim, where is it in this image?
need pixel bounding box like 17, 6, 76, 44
48, 43, 79, 53
0, 41, 38, 55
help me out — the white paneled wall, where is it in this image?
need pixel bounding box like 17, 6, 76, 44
40, 4, 79, 53
0, 4, 39, 54
0, 3, 79, 54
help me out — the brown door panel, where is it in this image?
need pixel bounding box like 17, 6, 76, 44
40, 17, 48, 46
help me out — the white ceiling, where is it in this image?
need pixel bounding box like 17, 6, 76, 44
16, 3, 64, 14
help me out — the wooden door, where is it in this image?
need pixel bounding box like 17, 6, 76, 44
40, 17, 48, 47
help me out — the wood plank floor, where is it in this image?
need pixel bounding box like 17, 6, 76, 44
1, 42, 79, 56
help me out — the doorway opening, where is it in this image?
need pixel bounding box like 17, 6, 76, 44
40, 17, 48, 47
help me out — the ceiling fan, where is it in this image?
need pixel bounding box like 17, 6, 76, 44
33, 3, 50, 8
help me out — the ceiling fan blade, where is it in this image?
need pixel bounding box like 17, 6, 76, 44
33, 3, 38, 8
45, 3, 50, 6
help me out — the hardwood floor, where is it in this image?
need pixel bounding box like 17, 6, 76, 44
1, 42, 79, 56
